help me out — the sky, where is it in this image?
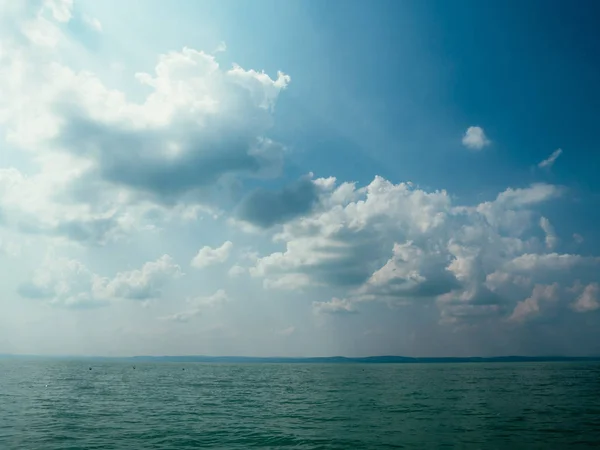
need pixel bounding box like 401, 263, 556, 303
1, 0, 599, 357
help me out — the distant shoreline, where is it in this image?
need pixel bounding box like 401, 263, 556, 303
1, 354, 600, 364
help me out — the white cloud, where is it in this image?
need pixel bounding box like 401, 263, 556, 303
1, 0, 600, 357
18, 258, 104, 308
573, 233, 584, 244
462, 126, 490, 150
191, 241, 233, 268
0, 166, 170, 245
539, 217, 558, 250
160, 309, 199, 323
18, 254, 182, 307
501, 253, 599, 273
101, 255, 183, 300
228, 265, 246, 277
572, 283, 600, 312
214, 41, 227, 53
0, 6, 290, 245
313, 298, 357, 315
276, 326, 296, 336
538, 148, 562, 169
82, 14, 102, 32
44, 0, 73, 23
509, 283, 559, 322
194, 289, 229, 306
250, 175, 599, 324
162, 289, 229, 322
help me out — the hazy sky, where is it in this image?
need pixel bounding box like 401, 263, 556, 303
1, 0, 599, 357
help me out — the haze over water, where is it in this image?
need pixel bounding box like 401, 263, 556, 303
1, 360, 599, 449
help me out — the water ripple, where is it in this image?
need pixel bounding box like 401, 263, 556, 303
0, 361, 599, 448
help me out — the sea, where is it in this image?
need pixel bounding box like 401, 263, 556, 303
1, 360, 599, 449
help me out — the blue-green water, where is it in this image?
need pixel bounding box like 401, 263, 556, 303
1, 361, 599, 449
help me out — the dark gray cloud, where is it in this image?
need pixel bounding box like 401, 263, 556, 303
367, 271, 461, 300
236, 178, 319, 228
54, 112, 282, 204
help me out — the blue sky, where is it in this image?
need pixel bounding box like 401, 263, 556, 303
1, 0, 599, 357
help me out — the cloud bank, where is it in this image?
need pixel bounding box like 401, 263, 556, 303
0, 0, 598, 357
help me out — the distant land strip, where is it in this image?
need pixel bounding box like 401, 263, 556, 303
1, 355, 600, 364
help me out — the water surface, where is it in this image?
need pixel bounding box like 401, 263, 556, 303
1, 360, 599, 448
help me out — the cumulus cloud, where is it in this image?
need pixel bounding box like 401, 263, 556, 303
18, 255, 182, 307
509, 283, 560, 323
313, 298, 357, 315
249, 175, 598, 324
2, 0, 599, 355
51, 50, 290, 202
162, 289, 229, 322
191, 241, 233, 268
101, 255, 184, 300
0, 166, 169, 245
462, 126, 490, 150
505, 280, 600, 321
0, 4, 290, 244
538, 148, 562, 169
572, 283, 600, 313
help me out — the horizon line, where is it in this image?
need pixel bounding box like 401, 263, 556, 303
2, 353, 600, 361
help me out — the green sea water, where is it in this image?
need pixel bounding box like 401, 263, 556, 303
1, 360, 599, 449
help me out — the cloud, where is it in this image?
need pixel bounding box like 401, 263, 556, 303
50, 50, 290, 203
18, 254, 182, 307
17, 258, 103, 308
509, 283, 560, 323
191, 241, 233, 268
228, 265, 246, 277
160, 309, 199, 323
508, 281, 600, 321
250, 175, 598, 324
491, 183, 562, 208
501, 253, 599, 274
462, 126, 490, 150
195, 288, 229, 306
0, 166, 161, 245
0, 234, 20, 257
45, 0, 73, 22
276, 326, 296, 336
539, 217, 558, 250
214, 41, 227, 53
101, 255, 183, 300
572, 283, 600, 313
82, 14, 102, 32
538, 148, 562, 169
236, 177, 319, 228
0, 7, 291, 244
162, 289, 229, 322
313, 297, 357, 315
2, 0, 600, 356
